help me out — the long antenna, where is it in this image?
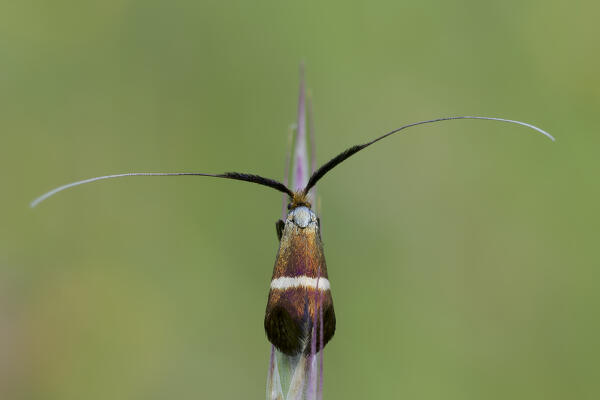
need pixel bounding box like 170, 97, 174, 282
31, 172, 293, 208
303, 116, 554, 194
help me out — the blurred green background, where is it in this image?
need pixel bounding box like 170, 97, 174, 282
2, 1, 599, 399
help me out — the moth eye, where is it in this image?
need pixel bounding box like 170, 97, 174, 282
287, 203, 292, 210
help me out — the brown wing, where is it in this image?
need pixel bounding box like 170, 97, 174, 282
264, 220, 335, 355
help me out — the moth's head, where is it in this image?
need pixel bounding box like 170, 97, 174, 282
286, 205, 317, 229
286, 191, 314, 228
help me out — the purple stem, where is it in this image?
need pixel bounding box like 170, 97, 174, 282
308, 269, 321, 397
319, 289, 324, 400
282, 125, 294, 219
293, 63, 308, 191
268, 344, 276, 390
307, 90, 317, 202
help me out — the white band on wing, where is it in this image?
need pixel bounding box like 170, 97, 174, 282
270, 276, 331, 291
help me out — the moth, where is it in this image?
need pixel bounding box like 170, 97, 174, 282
31, 116, 554, 356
